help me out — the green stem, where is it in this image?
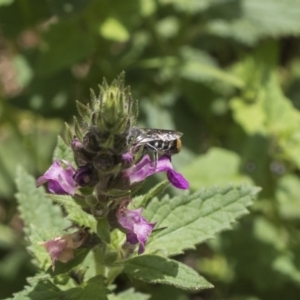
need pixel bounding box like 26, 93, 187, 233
106, 264, 124, 286
93, 245, 106, 276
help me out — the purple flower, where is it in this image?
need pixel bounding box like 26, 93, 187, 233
123, 154, 189, 189
117, 205, 156, 254
71, 137, 83, 150
73, 165, 96, 187
39, 229, 88, 270
122, 152, 134, 165
37, 160, 77, 195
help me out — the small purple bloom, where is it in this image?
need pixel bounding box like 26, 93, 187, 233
117, 205, 156, 254
122, 152, 134, 165
37, 160, 77, 195
40, 229, 88, 270
123, 155, 189, 189
73, 166, 94, 187
71, 137, 83, 151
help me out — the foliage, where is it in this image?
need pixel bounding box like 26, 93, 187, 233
0, 0, 300, 299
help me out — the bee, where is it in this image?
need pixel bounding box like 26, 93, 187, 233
129, 127, 182, 162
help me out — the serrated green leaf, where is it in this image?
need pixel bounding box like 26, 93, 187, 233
46, 194, 97, 231
6, 275, 57, 300
6, 286, 32, 300
53, 135, 74, 163
15, 167, 71, 267
145, 185, 260, 256
108, 288, 151, 300
63, 275, 109, 300
124, 255, 213, 290
12, 275, 109, 300
27, 279, 61, 300
28, 225, 58, 268
182, 147, 252, 189
16, 168, 69, 234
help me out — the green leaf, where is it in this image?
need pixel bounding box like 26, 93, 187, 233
27, 279, 61, 300
13, 55, 33, 88
156, 17, 179, 39
11, 275, 109, 300
15, 167, 71, 267
0, 223, 16, 247
79, 250, 97, 281
124, 255, 213, 290
182, 147, 252, 189
273, 254, 300, 285
145, 185, 260, 256
5, 285, 32, 300
53, 135, 74, 163
230, 97, 266, 135
140, 0, 156, 17
207, 0, 300, 45
36, 20, 96, 75
62, 275, 109, 300
108, 288, 151, 300
100, 17, 129, 42
231, 43, 300, 169
0, 0, 14, 5
180, 47, 244, 88
97, 218, 111, 244
46, 194, 97, 231
109, 229, 126, 252
159, 0, 211, 13
276, 175, 300, 220
7, 277, 59, 300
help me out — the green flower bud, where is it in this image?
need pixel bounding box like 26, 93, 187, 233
90, 72, 138, 135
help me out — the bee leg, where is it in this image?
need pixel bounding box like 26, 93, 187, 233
153, 151, 158, 169
145, 143, 158, 169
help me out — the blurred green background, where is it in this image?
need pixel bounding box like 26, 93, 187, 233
1, 0, 300, 299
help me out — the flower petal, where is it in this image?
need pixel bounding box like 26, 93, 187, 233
124, 154, 189, 190
117, 206, 155, 254
167, 169, 189, 189
122, 152, 134, 165
37, 160, 77, 195
39, 229, 88, 270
